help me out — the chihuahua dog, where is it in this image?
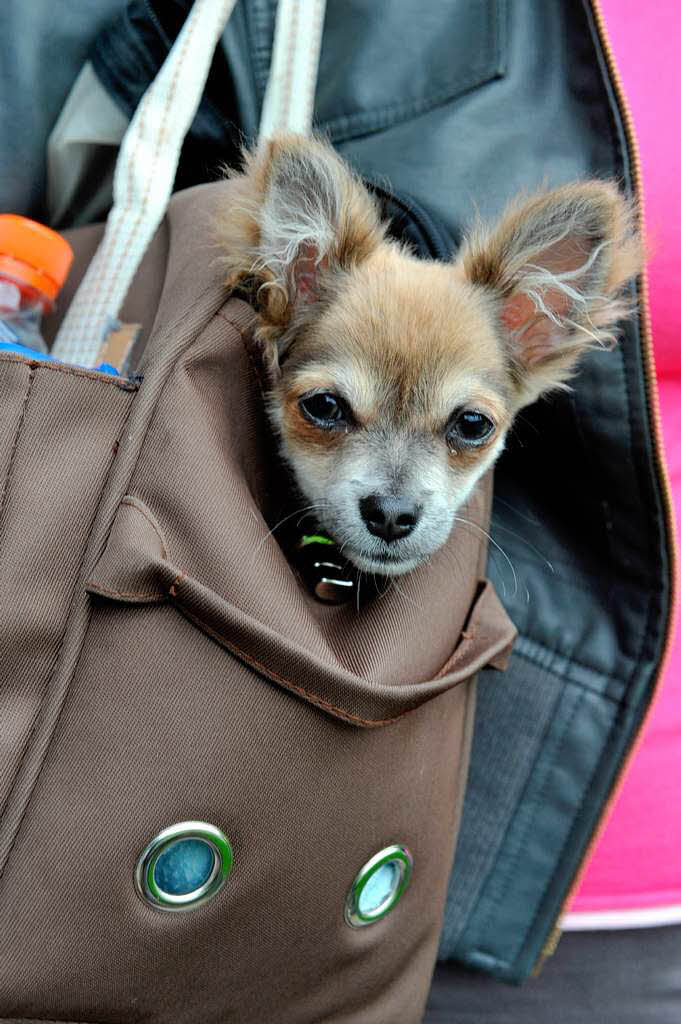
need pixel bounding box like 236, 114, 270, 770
220, 135, 642, 577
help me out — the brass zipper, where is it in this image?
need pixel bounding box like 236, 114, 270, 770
535, 0, 679, 974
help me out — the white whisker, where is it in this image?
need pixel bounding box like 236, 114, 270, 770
452, 515, 519, 599
253, 502, 329, 557
490, 522, 555, 574
493, 495, 541, 526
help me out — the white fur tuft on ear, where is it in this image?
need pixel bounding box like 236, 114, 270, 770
256, 146, 340, 299
459, 181, 644, 405
217, 134, 385, 355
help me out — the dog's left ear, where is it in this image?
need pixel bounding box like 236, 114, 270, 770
459, 182, 643, 407
219, 135, 384, 369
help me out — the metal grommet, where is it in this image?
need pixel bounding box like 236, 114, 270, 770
134, 821, 233, 911
345, 844, 413, 927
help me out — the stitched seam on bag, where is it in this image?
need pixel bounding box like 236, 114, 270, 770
91, 565, 481, 723
121, 309, 254, 530
117, 310, 254, 550
0, 355, 139, 390
432, 636, 474, 681
0, 307, 251, 888
0, 386, 139, 885
89, 582, 161, 601
451, 670, 479, 871
0, 294, 211, 870
168, 569, 187, 598
0, 365, 34, 536
176, 600, 420, 728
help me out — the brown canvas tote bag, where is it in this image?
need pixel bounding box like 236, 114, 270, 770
0, 179, 515, 1024
0, 5, 515, 1021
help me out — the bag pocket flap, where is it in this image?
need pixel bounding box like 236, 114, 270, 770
87, 497, 516, 727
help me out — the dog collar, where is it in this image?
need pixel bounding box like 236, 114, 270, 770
296, 533, 356, 604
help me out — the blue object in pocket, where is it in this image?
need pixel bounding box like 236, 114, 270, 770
0, 340, 119, 375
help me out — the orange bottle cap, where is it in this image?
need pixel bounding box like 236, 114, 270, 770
0, 215, 73, 302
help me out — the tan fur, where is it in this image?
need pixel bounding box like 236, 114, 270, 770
278, 247, 511, 428
217, 135, 644, 575
461, 181, 643, 405
217, 135, 385, 360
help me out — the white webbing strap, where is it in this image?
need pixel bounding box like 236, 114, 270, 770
259, 0, 327, 141
53, 0, 326, 366
52, 0, 238, 364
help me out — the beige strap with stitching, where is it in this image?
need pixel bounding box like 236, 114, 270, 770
53, 0, 327, 367
52, 0, 238, 365
259, 0, 326, 142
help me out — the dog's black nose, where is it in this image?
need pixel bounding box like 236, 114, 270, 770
359, 495, 421, 543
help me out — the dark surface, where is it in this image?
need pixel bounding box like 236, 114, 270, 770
426, 927, 681, 1024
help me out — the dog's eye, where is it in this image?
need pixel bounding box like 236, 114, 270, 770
446, 410, 495, 446
299, 392, 352, 429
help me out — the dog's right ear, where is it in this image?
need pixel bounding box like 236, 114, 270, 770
218, 135, 384, 370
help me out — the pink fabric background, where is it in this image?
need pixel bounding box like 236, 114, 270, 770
571, 0, 681, 914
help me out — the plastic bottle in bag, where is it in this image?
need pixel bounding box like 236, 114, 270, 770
0, 215, 73, 354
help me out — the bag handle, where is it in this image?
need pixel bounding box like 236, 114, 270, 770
52, 0, 327, 367
259, 0, 327, 141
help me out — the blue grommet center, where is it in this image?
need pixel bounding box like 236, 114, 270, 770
357, 861, 398, 915
153, 837, 216, 896
345, 845, 413, 927
135, 822, 233, 911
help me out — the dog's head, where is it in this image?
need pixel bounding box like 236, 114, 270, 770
220, 135, 642, 575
